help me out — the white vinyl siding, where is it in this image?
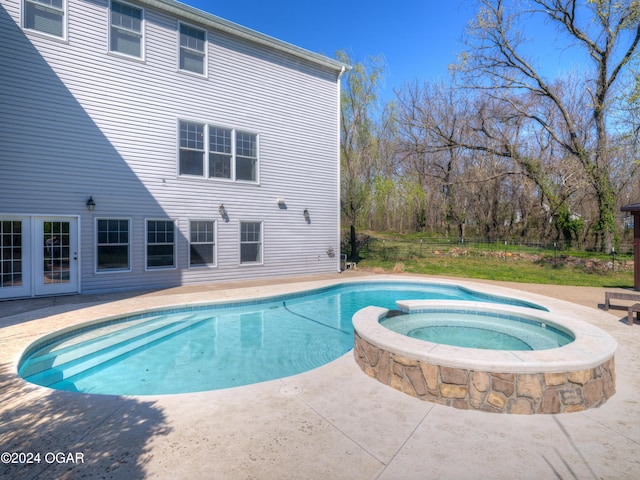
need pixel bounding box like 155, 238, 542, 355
23, 0, 66, 39
96, 218, 130, 272
110, 0, 143, 59
179, 22, 206, 75
189, 220, 216, 267
1, 0, 343, 296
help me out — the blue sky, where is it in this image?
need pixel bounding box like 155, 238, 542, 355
179, 0, 596, 102
179, 0, 473, 100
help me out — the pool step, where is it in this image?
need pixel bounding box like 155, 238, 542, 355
23, 314, 172, 370
21, 313, 210, 386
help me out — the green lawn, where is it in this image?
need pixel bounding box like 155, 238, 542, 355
357, 247, 634, 288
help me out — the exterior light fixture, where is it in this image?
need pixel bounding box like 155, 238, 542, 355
276, 197, 286, 206
219, 204, 226, 216
303, 208, 310, 223
86, 196, 96, 211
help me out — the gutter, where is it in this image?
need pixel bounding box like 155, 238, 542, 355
137, 0, 349, 73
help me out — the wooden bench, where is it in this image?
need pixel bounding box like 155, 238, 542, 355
603, 292, 640, 325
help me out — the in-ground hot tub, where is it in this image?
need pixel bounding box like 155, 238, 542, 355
353, 300, 617, 414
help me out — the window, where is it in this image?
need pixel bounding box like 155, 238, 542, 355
179, 23, 206, 75
97, 219, 130, 271
1, 220, 23, 287
178, 121, 258, 182
235, 131, 257, 181
110, 0, 143, 58
240, 222, 262, 264
23, 0, 66, 38
146, 220, 175, 269
209, 126, 232, 178
179, 121, 205, 175
189, 220, 215, 267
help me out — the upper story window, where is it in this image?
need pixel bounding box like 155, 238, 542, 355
179, 121, 259, 183
23, 0, 66, 39
110, 0, 143, 59
235, 131, 258, 181
179, 23, 206, 75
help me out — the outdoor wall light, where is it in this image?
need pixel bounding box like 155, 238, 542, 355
276, 197, 286, 206
219, 204, 226, 216
86, 196, 96, 211
303, 208, 310, 223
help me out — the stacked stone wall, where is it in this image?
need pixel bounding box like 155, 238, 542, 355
354, 333, 616, 414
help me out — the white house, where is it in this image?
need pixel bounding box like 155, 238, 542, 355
0, 0, 347, 299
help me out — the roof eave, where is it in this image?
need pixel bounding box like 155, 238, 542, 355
138, 0, 350, 73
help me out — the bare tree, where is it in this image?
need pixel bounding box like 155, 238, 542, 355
459, 0, 640, 251
338, 51, 385, 260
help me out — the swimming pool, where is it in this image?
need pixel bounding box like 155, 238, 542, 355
18, 281, 546, 396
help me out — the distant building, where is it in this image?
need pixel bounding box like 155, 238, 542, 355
0, 0, 347, 299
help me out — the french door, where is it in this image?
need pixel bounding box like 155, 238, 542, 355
0, 216, 78, 299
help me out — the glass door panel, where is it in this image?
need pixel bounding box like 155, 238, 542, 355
35, 217, 78, 296
0, 218, 30, 299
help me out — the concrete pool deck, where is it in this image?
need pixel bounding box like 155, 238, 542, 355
1, 271, 639, 479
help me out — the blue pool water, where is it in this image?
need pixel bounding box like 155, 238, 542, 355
381, 310, 573, 351
19, 281, 546, 396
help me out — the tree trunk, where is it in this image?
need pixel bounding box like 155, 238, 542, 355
350, 224, 358, 262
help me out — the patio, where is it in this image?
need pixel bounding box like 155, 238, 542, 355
1, 272, 639, 479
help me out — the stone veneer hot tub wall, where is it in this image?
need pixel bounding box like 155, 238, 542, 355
352, 302, 617, 414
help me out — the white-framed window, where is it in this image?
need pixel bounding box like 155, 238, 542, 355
96, 218, 130, 272
179, 121, 205, 176
0, 219, 24, 288
23, 0, 67, 39
235, 130, 258, 181
209, 126, 232, 179
178, 121, 259, 183
240, 221, 262, 264
146, 219, 175, 269
179, 22, 206, 75
110, 0, 143, 59
189, 220, 216, 267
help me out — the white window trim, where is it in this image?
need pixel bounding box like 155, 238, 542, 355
188, 218, 217, 268
145, 218, 177, 271
95, 217, 132, 274
22, 0, 68, 41
108, 0, 145, 61
178, 21, 208, 77
235, 129, 260, 184
177, 119, 260, 184
239, 220, 264, 266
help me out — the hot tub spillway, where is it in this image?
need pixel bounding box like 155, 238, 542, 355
19, 313, 211, 388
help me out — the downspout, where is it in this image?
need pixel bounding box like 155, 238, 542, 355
336, 65, 346, 272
